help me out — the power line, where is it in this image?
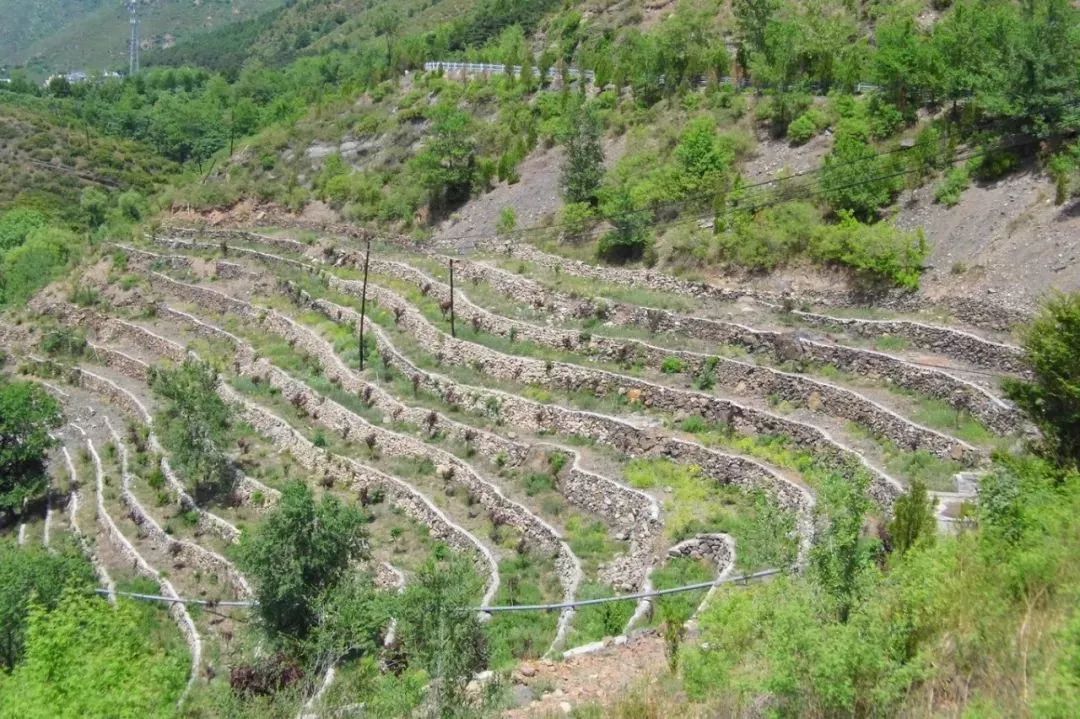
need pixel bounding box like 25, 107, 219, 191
471, 568, 784, 613
91, 567, 784, 613
399, 133, 1047, 252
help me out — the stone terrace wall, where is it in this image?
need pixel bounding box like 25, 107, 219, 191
151, 235, 1021, 430
217, 382, 502, 607
422, 256, 1023, 428
300, 292, 818, 561
64, 364, 251, 597
76, 304, 504, 605
144, 272, 666, 593
327, 276, 915, 498
360, 258, 991, 455
477, 240, 1031, 333
83, 435, 203, 700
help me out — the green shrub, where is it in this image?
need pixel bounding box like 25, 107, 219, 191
524, 473, 555, 496
661, 356, 685, 374
935, 164, 971, 206
715, 201, 822, 271
809, 214, 927, 289
561, 201, 596, 244
787, 114, 818, 145
1004, 294, 1080, 467
820, 119, 903, 219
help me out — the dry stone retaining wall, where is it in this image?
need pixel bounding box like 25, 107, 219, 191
327, 277, 910, 502
84, 434, 202, 702
361, 258, 989, 456
151, 235, 1020, 431
300, 291, 817, 561
217, 382, 502, 607
479, 240, 1030, 334
412, 253, 1028, 409
144, 271, 661, 594
85, 298, 503, 607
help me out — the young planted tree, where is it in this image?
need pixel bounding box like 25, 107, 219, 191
811, 471, 875, 623
0, 381, 62, 516
395, 554, 489, 718
149, 359, 234, 497
0, 543, 94, 670
560, 103, 605, 206
888, 477, 936, 555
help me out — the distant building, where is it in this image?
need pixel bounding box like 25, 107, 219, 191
43, 70, 124, 88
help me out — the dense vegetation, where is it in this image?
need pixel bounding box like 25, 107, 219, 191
0, 379, 61, 515
4, 0, 1077, 288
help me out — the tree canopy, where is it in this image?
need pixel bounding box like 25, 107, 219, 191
0, 380, 62, 514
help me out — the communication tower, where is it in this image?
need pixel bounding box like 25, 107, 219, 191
128, 1, 140, 76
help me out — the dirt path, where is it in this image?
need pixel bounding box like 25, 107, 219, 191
504, 631, 669, 717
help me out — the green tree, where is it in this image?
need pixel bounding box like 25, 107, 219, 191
811, 471, 875, 623
560, 103, 605, 205
395, 553, 489, 718
819, 121, 903, 219
0, 543, 94, 670
237, 481, 370, 642
0, 208, 47, 252
1, 227, 81, 307
674, 116, 734, 200
1003, 0, 1080, 135
597, 188, 651, 263
148, 360, 234, 496
411, 106, 479, 210
0, 380, 62, 514
1004, 294, 1080, 466
79, 188, 109, 229
0, 591, 189, 718
888, 478, 936, 555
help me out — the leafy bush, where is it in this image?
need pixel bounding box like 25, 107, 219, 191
809, 213, 928, 289
560, 202, 596, 244
0, 208, 47, 252
786, 114, 818, 145
820, 119, 903, 218
0, 380, 62, 513
148, 360, 234, 496
597, 189, 651, 263
0, 591, 189, 717
715, 201, 822, 271
934, 164, 971, 206
787, 107, 830, 144
1004, 293, 1080, 466
0, 544, 95, 670
661, 356, 685, 374
237, 481, 371, 644
1, 226, 82, 307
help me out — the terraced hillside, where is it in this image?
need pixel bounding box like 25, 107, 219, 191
0, 220, 1032, 714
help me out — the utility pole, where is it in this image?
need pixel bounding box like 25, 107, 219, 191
449, 259, 456, 338
358, 237, 371, 371
128, 2, 140, 77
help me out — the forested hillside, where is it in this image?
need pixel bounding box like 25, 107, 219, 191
2, 1, 1080, 717
0, 0, 285, 79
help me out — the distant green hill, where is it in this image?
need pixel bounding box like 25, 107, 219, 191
1, 0, 285, 80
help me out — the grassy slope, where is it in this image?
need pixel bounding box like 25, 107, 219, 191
0, 93, 176, 219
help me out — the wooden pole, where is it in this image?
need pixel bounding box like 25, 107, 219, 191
449, 258, 456, 338
359, 237, 371, 370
